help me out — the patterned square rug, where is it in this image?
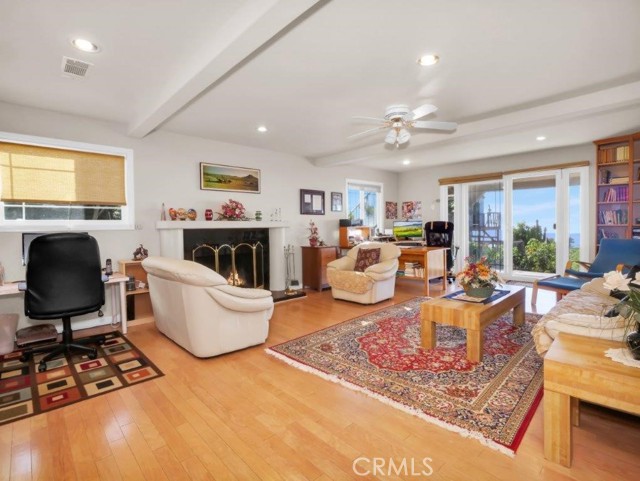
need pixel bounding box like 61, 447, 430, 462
0, 331, 163, 426
267, 297, 543, 455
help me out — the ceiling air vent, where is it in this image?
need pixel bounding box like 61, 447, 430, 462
61, 56, 92, 78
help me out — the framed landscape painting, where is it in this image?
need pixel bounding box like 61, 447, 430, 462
200, 162, 260, 193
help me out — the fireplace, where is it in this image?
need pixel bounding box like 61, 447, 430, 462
190, 239, 266, 288
156, 220, 288, 290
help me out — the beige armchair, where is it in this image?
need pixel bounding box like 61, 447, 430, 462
142, 256, 274, 358
326, 242, 401, 304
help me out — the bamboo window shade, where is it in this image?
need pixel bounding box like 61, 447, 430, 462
0, 142, 126, 205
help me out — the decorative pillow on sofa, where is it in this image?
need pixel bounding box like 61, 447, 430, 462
354, 248, 381, 272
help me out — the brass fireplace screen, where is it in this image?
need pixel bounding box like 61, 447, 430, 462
191, 242, 264, 288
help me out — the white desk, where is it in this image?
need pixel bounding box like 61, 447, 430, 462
0, 273, 130, 334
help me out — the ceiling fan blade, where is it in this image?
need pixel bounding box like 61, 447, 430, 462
347, 126, 388, 139
405, 104, 438, 121
352, 116, 388, 124
412, 120, 458, 131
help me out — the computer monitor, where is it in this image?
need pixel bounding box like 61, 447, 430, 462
392, 220, 423, 240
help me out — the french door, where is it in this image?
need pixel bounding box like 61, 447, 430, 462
442, 166, 589, 280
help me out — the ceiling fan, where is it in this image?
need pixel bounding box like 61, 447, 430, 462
349, 104, 457, 146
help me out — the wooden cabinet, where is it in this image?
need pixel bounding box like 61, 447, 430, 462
119, 260, 153, 323
595, 131, 640, 250
338, 226, 371, 249
301, 246, 338, 291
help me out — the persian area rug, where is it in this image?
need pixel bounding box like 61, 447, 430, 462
267, 297, 543, 456
0, 331, 163, 426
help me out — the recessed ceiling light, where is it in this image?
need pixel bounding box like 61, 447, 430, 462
417, 54, 439, 66
402, 159, 411, 165
71, 38, 100, 53
536, 135, 547, 141
256, 125, 268, 133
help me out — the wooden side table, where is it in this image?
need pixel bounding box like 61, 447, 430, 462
301, 246, 338, 291
544, 333, 640, 467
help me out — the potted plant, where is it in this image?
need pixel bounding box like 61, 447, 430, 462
308, 220, 320, 247
216, 199, 248, 220
602, 270, 640, 360
455, 256, 503, 299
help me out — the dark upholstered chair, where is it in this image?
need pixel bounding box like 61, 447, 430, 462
532, 238, 640, 304
21, 233, 106, 372
424, 221, 455, 282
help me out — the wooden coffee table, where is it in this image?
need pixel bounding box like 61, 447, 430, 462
420, 285, 525, 362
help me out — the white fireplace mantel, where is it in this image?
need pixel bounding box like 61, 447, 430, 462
155, 220, 290, 290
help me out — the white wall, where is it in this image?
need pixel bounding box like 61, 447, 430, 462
0, 101, 398, 329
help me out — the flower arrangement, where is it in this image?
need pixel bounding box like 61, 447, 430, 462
456, 256, 503, 289
217, 199, 247, 220
308, 220, 320, 247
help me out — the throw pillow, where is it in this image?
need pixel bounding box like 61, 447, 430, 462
354, 248, 381, 272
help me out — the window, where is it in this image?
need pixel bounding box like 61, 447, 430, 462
0, 132, 134, 231
346, 179, 383, 231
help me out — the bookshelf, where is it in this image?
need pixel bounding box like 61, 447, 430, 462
118, 260, 154, 325
338, 226, 371, 249
595, 131, 640, 250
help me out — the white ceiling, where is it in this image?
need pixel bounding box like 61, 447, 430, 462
1, 0, 640, 172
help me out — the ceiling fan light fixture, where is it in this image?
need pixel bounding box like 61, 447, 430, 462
385, 129, 398, 145
417, 54, 439, 66
397, 128, 411, 144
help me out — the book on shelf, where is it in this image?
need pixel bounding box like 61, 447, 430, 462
599, 229, 621, 240
600, 145, 630, 163
616, 145, 630, 161
601, 185, 629, 202
609, 176, 629, 185
599, 208, 628, 224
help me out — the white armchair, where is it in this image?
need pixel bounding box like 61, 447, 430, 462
326, 242, 401, 304
142, 256, 274, 358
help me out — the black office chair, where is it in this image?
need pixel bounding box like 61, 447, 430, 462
424, 221, 456, 282
21, 233, 106, 372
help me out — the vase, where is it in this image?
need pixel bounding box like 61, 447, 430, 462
205, 209, 213, 221
626, 324, 640, 360
463, 284, 495, 299
309, 238, 319, 247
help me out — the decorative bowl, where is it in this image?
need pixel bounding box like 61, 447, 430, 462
463, 285, 495, 299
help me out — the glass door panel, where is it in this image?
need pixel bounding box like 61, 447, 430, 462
568, 173, 583, 264
511, 174, 557, 275
467, 181, 504, 270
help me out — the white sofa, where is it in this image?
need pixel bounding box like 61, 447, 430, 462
142, 256, 274, 358
326, 242, 401, 304
532, 277, 627, 356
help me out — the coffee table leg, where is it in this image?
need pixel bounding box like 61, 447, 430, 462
513, 301, 525, 326
467, 329, 483, 362
544, 389, 572, 467
421, 318, 437, 349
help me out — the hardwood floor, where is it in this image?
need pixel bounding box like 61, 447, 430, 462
2, 282, 639, 480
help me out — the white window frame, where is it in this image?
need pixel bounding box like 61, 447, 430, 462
0, 131, 135, 232
345, 179, 384, 230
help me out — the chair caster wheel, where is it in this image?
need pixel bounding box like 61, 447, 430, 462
38, 362, 47, 372
88, 350, 98, 360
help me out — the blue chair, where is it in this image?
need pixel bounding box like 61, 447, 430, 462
532, 238, 640, 304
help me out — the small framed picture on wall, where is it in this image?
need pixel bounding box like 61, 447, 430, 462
331, 192, 343, 212
300, 189, 325, 215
